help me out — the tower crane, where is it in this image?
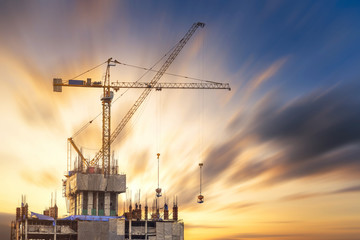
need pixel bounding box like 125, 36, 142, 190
53, 22, 231, 177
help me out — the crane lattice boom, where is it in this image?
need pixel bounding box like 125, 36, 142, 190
53, 22, 231, 177
90, 22, 205, 170
54, 81, 231, 91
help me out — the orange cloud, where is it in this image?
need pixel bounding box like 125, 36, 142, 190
20, 169, 58, 189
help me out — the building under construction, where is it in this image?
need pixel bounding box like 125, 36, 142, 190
10, 21, 230, 240
11, 192, 182, 240
10, 127, 184, 240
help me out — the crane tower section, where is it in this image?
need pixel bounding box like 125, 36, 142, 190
55, 22, 220, 217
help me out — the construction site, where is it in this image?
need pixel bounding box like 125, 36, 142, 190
10, 22, 230, 240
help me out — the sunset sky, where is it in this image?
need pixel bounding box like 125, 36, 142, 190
1, 0, 360, 239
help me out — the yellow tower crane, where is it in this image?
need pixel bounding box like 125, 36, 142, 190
53, 22, 231, 177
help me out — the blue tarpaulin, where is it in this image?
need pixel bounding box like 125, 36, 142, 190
30, 212, 125, 222
30, 212, 54, 221
60, 215, 124, 222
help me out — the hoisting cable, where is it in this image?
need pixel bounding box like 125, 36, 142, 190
71, 42, 177, 140
111, 44, 174, 105
67, 60, 108, 82
72, 114, 100, 138
114, 60, 221, 84
69, 60, 108, 139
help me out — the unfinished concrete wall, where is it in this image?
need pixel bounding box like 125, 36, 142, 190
109, 218, 125, 240
157, 222, 179, 240
67, 173, 126, 194
78, 221, 109, 240
155, 221, 184, 240
156, 222, 165, 240
172, 222, 184, 240
164, 222, 172, 240
66, 173, 126, 216
78, 219, 125, 240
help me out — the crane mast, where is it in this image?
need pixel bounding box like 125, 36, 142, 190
101, 58, 115, 176
54, 22, 231, 177
90, 22, 205, 173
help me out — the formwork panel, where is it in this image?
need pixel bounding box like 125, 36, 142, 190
116, 219, 125, 236
109, 218, 117, 233
179, 223, 184, 240
164, 222, 172, 240
172, 222, 184, 240
78, 221, 109, 240
107, 219, 125, 240
156, 222, 165, 240
172, 222, 179, 236
67, 173, 126, 194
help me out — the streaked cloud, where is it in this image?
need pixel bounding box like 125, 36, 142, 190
218, 82, 360, 190
1, 1, 360, 240
246, 57, 288, 97
185, 224, 227, 229
280, 184, 360, 201
215, 202, 260, 213
209, 233, 304, 240
331, 184, 360, 194
20, 169, 59, 189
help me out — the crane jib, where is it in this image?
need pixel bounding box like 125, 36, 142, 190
54, 22, 231, 177
89, 22, 207, 168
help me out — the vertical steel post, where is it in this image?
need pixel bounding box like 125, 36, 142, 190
102, 58, 113, 177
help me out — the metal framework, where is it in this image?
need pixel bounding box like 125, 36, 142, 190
54, 81, 231, 91
53, 22, 231, 177
90, 22, 206, 173
101, 58, 113, 175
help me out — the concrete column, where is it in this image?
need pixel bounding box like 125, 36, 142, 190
145, 220, 147, 239
88, 192, 93, 215
95, 192, 98, 215
105, 192, 111, 216
80, 192, 84, 215
25, 219, 28, 240
129, 220, 132, 240
115, 194, 118, 216
83, 192, 88, 215
54, 220, 56, 240
76, 194, 79, 215
71, 196, 76, 216
76, 193, 80, 215
16, 222, 19, 240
